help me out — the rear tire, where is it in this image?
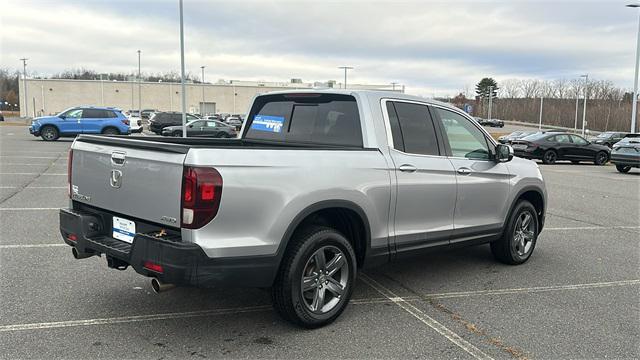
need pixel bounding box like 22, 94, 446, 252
616, 165, 632, 173
542, 150, 557, 164
594, 151, 608, 165
172, 131, 182, 137
101, 127, 119, 135
271, 225, 356, 328
491, 200, 539, 265
40, 125, 59, 141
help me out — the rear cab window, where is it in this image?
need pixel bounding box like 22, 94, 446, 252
244, 93, 363, 147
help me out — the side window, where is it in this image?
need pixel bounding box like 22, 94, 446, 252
106, 110, 118, 118
190, 121, 204, 127
63, 109, 82, 119
570, 135, 588, 145
555, 134, 571, 143
435, 108, 491, 160
386, 101, 439, 156
82, 109, 100, 118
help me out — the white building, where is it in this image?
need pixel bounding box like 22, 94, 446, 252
19, 78, 401, 117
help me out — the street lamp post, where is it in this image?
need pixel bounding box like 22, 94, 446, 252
20, 58, 28, 118
580, 74, 588, 136
200, 65, 205, 114
627, 3, 640, 133
179, 0, 187, 137
137, 50, 142, 119
487, 86, 494, 120
391, 82, 398, 91
338, 66, 353, 89
538, 96, 544, 130
574, 93, 579, 133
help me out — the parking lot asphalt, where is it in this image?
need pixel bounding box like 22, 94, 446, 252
1, 125, 638, 359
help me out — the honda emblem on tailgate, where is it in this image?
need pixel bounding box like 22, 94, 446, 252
110, 169, 123, 188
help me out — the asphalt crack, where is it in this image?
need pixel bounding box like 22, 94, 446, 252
0, 151, 66, 205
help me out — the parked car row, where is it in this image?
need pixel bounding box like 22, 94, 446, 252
475, 117, 504, 127
508, 130, 639, 173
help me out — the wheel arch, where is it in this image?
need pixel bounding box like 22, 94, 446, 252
276, 200, 372, 270
504, 186, 546, 233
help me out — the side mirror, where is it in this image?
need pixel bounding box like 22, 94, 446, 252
496, 144, 513, 163
188, 124, 193, 128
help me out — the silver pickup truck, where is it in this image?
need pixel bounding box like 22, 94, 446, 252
60, 90, 546, 327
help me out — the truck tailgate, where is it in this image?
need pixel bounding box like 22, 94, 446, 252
71, 137, 186, 226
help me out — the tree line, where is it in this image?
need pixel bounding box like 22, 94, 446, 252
451, 77, 636, 132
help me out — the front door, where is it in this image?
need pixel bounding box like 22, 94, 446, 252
384, 100, 457, 254
58, 108, 82, 134
569, 134, 594, 159
432, 107, 511, 243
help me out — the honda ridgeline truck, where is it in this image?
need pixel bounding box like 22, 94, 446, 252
60, 90, 546, 328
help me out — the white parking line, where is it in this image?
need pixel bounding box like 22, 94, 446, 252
360, 274, 493, 360
545, 225, 640, 231
0, 208, 61, 211
413, 279, 640, 299
0, 156, 67, 159
0, 244, 66, 249
0, 186, 66, 189
1, 163, 65, 166
0, 173, 66, 175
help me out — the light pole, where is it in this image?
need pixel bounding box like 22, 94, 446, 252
20, 58, 28, 118
580, 74, 588, 136
487, 85, 494, 120
200, 65, 205, 114
137, 50, 142, 118
627, 3, 640, 133
574, 91, 579, 133
391, 82, 398, 91
179, 0, 187, 137
338, 66, 353, 89
538, 96, 544, 130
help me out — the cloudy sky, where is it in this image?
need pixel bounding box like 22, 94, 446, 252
0, 0, 637, 96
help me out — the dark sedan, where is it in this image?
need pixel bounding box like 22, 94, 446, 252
611, 134, 640, 173
477, 118, 504, 127
589, 131, 628, 148
511, 132, 610, 165
161, 119, 237, 138
498, 131, 536, 144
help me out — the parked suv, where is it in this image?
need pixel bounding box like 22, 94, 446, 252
148, 112, 200, 134
60, 90, 546, 327
29, 106, 129, 141
590, 132, 627, 148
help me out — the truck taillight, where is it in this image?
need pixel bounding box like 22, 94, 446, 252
181, 166, 223, 229
67, 149, 73, 198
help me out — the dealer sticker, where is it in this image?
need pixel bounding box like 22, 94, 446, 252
251, 115, 285, 133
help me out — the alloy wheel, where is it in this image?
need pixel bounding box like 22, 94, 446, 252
300, 245, 349, 314
513, 211, 535, 256
42, 128, 56, 140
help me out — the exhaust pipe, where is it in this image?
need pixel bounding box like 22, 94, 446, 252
151, 278, 176, 293
71, 247, 94, 259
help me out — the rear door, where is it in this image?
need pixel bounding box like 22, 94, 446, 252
551, 134, 573, 159
80, 109, 107, 134
384, 100, 457, 252
432, 106, 510, 242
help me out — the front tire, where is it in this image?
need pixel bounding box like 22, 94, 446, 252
491, 200, 539, 265
272, 226, 356, 328
594, 151, 608, 165
40, 126, 59, 141
616, 164, 632, 173
542, 150, 557, 164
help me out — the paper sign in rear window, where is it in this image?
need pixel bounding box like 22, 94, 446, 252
251, 115, 285, 133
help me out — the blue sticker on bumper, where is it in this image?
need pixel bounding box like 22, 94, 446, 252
251, 115, 285, 133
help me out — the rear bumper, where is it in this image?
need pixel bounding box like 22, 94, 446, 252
610, 153, 640, 167
59, 208, 279, 288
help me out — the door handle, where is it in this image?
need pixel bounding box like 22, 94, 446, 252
457, 167, 472, 175
398, 164, 417, 173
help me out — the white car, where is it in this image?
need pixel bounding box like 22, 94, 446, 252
128, 116, 143, 133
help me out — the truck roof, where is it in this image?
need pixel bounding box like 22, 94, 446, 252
258, 89, 460, 111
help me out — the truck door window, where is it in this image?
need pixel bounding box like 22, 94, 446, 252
435, 108, 491, 160
386, 101, 440, 156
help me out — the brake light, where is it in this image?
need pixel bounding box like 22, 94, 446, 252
143, 261, 163, 273
181, 166, 223, 229
67, 233, 77, 242
67, 149, 73, 198
121, 119, 130, 126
